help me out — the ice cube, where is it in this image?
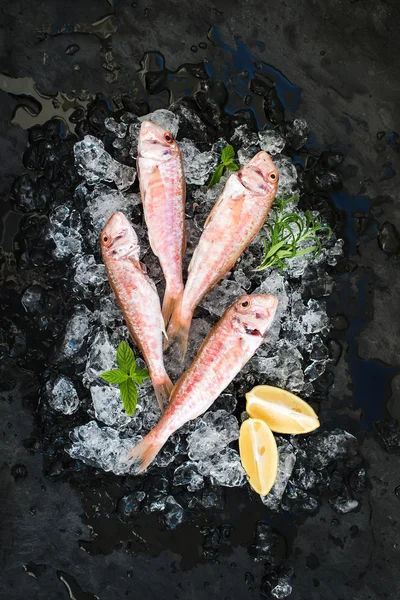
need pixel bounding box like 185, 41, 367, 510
299, 299, 330, 335
304, 360, 326, 382
200, 279, 246, 317
233, 269, 252, 290
139, 379, 164, 430
329, 496, 359, 514
83, 328, 117, 387
326, 238, 344, 265
46, 376, 80, 415
117, 491, 146, 519
198, 447, 246, 487
67, 421, 140, 475
271, 579, 293, 599
163, 496, 186, 529
48, 206, 83, 260
247, 340, 305, 394
74, 135, 136, 191
180, 139, 219, 185
90, 384, 131, 428
94, 296, 123, 328
154, 434, 181, 468
80, 183, 141, 245
173, 461, 204, 491
251, 522, 282, 564
261, 438, 296, 510
187, 410, 240, 461
273, 155, 298, 197
285, 117, 309, 150
139, 109, 179, 137
254, 270, 289, 348
59, 305, 92, 360
105, 117, 128, 138
258, 130, 286, 155
291, 429, 358, 470
73, 254, 107, 296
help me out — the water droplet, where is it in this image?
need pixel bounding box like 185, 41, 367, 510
144, 7, 150, 17
376, 131, 385, 140
245, 572, 255, 585
199, 42, 207, 50
191, 45, 198, 53
320, 50, 326, 56
73, 64, 81, 71
395, 485, 400, 499
244, 94, 252, 105
66, 44, 80, 56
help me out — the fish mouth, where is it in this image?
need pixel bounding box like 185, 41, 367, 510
244, 326, 263, 337
238, 166, 269, 193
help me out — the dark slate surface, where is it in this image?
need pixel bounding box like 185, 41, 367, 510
1, 1, 399, 599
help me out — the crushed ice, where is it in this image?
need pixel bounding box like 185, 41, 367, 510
38, 105, 358, 514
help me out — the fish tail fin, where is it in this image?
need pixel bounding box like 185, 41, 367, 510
165, 305, 193, 362
153, 373, 173, 412
127, 429, 166, 473
162, 285, 184, 327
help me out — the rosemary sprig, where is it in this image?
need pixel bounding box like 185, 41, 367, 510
256, 193, 331, 271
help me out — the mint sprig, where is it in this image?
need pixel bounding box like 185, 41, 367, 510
208, 144, 239, 187
101, 341, 149, 416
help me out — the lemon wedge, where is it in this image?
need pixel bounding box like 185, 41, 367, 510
246, 385, 320, 435
239, 418, 279, 496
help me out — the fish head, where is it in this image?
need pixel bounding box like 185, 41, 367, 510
238, 151, 279, 196
138, 120, 180, 162
100, 212, 140, 261
232, 294, 279, 338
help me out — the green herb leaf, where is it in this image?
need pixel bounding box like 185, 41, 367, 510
131, 368, 150, 385
257, 192, 331, 271
226, 162, 239, 171
116, 340, 135, 373
101, 369, 129, 384
221, 144, 235, 165
119, 379, 138, 416
208, 164, 225, 188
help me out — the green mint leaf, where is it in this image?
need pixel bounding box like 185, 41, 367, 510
119, 379, 138, 416
131, 368, 150, 385
221, 144, 235, 165
226, 162, 239, 171
208, 164, 225, 188
101, 369, 129, 384
116, 340, 135, 374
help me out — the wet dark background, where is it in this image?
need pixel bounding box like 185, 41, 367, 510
1, 1, 400, 599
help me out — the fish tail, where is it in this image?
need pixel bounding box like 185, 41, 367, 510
153, 373, 173, 412
165, 304, 193, 362
127, 428, 167, 473
162, 285, 183, 327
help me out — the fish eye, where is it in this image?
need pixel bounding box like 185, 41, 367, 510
102, 233, 112, 247
164, 132, 173, 143
241, 300, 250, 308
269, 171, 278, 182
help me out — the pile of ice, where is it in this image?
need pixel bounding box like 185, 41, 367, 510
42, 108, 350, 511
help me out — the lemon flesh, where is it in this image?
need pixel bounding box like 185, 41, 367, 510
239, 418, 278, 496
246, 385, 320, 435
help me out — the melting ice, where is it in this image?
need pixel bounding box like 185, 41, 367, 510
50, 105, 353, 514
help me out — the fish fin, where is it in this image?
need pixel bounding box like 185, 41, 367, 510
127, 431, 166, 473
162, 285, 184, 327
165, 304, 193, 362
153, 374, 173, 412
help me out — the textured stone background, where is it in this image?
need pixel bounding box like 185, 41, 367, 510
0, 1, 399, 599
